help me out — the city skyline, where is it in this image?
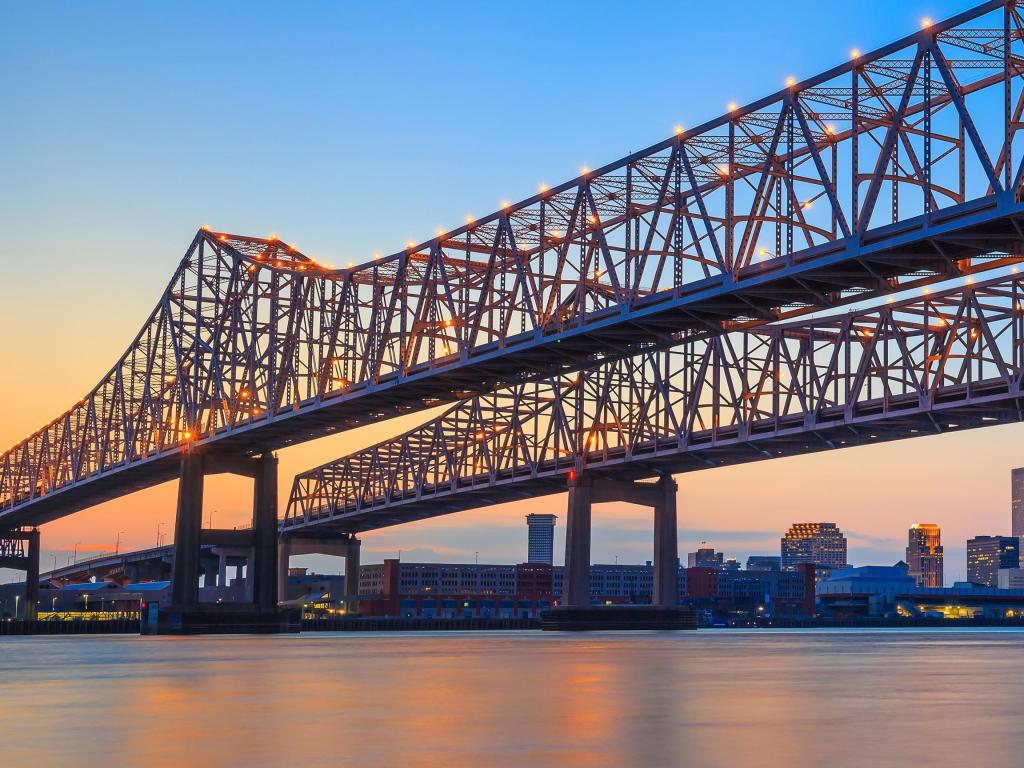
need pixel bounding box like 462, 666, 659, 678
0, 0, 1014, 582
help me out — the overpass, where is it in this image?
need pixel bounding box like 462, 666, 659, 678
4, 0, 1024, 623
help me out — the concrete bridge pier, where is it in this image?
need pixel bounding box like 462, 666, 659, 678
652, 477, 679, 608
563, 476, 593, 608
279, 532, 362, 614
0, 528, 40, 620
561, 472, 678, 608
170, 451, 205, 608
156, 449, 294, 634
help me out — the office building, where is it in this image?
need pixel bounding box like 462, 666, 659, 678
906, 523, 944, 587
746, 555, 781, 572
688, 546, 724, 569
966, 536, 1020, 587
781, 523, 848, 572
526, 514, 557, 565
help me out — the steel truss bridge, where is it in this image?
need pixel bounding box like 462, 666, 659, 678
4, 2, 1024, 617
285, 268, 1024, 531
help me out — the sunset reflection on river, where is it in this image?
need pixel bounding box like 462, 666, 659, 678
1, 629, 1022, 767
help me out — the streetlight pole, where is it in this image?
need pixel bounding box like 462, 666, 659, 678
115, 531, 126, 556
156, 522, 165, 548
14, 595, 19, 620
73, 541, 81, 564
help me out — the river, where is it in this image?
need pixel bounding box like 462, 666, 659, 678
1, 629, 1021, 767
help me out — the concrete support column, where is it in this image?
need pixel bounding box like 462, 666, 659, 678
171, 451, 205, 608
562, 476, 592, 608
652, 477, 679, 607
218, 553, 228, 587
24, 528, 40, 620
252, 452, 278, 612
344, 537, 361, 614
277, 538, 292, 604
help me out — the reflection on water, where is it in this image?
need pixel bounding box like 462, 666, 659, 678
1, 629, 1023, 767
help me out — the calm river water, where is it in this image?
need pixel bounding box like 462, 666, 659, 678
1, 629, 1022, 767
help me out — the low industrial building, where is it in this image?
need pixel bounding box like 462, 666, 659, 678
817, 564, 1024, 619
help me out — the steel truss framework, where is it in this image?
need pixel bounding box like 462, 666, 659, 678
285, 268, 1024, 532
7, 1, 1024, 527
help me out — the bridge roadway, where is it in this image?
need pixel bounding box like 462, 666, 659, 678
5, 0, 1024, 530
285, 267, 1024, 533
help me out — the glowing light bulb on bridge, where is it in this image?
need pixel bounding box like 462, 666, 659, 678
850, 49, 861, 59
921, 17, 932, 28
727, 102, 738, 112
538, 183, 549, 194
786, 76, 796, 87
674, 125, 684, 135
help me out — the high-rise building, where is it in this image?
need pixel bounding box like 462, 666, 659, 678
1012, 468, 1024, 546
687, 545, 724, 569
526, 514, 557, 565
967, 536, 1020, 587
906, 523, 944, 587
781, 523, 848, 572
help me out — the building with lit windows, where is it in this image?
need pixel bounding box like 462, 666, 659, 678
781, 523, 848, 572
967, 536, 1020, 587
906, 524, 944, 587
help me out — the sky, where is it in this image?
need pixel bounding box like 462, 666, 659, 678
0, 0, 1009, 584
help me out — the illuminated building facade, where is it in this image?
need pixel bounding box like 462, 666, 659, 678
906, 524, 944, 588
781, 523, 848, 572
967, 536, 1020, 587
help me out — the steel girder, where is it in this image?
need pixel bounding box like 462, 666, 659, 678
284, 267, 1024, 532
7, 2, 1024, 527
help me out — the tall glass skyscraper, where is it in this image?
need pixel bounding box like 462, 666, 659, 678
526, 514, 557, 565
906, 523, 943, 587
781, 523, 848, 572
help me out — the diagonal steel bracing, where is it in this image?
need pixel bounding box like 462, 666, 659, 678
284, 267, 1024, 533
7, 1, 1024, 528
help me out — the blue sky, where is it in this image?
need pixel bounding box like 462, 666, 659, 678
0, 0, 1003, 580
